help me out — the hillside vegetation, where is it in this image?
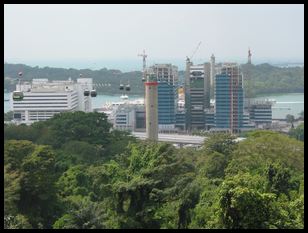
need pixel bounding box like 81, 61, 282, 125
4, 64, 144, 95
4, 112, 304, 229
4, 63, 304, 97
241, 63, 304, 97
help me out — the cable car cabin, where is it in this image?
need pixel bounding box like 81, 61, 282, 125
90, 90, 97, 97
13, 91, 24, 101
125, 84, 130, 91
84, 90, 90, 96
119, 84, 124, 90
142, 77, 146, 82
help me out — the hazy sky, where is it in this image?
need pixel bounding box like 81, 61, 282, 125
4, 4, 304, 67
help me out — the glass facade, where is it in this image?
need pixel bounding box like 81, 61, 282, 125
157, 81, 176, 124
175, 112, 186, 130
249, 104, 272, 124
215, 66, 244, 133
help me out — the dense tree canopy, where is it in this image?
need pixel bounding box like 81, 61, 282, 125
241, 63, 304, 97
4, 112, 304, 229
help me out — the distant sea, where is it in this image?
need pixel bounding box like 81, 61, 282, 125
4, 92, 304, 120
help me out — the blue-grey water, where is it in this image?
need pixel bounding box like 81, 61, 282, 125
4, 92, 304, 120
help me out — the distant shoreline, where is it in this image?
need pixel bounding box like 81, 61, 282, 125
4, 61, 304, 73
254, 92, 304, 98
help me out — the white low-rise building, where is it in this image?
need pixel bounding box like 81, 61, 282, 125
11, 77, 95, 124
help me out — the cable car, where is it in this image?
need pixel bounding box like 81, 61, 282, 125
13, 91, 24, 101
125, 84, 130, 91
90, 89, 97, 97
142, 77, 146, 82
84, 89, 90, 96
119, 84, 124, 90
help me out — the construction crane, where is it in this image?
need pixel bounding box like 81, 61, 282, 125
138, 49, 148, 82
186, 41, 202, 62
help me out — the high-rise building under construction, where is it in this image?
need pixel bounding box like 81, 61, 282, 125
185, 59, 211, 131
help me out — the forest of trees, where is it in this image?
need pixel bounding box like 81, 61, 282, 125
4, 112, 304, 229
4, 63, 304, 97
241, 63, 304, 97
4, 63, 144, 96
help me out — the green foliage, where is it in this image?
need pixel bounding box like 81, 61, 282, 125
269, 194, 304, 228
57, 166, 91, 198
4, 111, 13, 121
19, 145, 59, 228
203, 152, 227, 179
4, 165, 21, 216
203, 133, 237, 157
4, 214, 32, 229
4, 63, 304, 96
189, 177, 222, 229
286, 114, 295, 124
154, 201, 181, 229
4, 113, 304, 229
105, 130, 137, 157
266, 162, 300, 198
289, 122, 304, 141
86, 161, 127, 201
241, 63, 304, 97
177, 182, 201, 229
4, 140, 36, 171
40, 111, 112, 148
61, 140, 103, 164
219, 184, 275, 229
4, 124, 40, 142
53, 198, 106, 229
99, 142, 198, 229
4, 63, 144, 95
225, 131, 304, 176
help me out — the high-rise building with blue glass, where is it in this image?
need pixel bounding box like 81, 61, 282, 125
214, 64, 244, 133
151, 64, 178, 132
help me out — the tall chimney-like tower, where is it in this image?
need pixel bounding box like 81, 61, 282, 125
145, 69, 158, 141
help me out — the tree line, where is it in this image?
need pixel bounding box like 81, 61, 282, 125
4, 63, 304, 97
4, 111, 304, 229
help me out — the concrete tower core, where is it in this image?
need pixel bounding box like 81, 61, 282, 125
145, 72, 158, 141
